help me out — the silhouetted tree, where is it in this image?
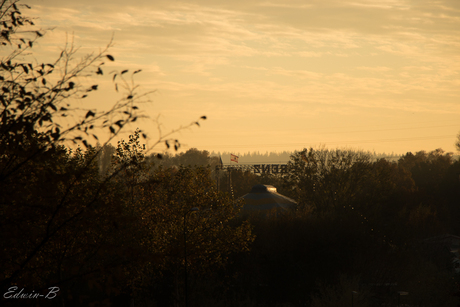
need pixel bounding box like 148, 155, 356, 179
1, 1, 207, 305
97, 143, 116, 175
283, 148, 371, 213
108, 132, 255, 305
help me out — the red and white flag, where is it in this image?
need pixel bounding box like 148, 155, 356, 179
230, 154, 238, 163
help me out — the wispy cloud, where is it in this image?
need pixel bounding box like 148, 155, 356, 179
357, 66, 392, 72
27, 0, 460, 153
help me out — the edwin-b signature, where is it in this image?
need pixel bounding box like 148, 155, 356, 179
3, 286, 60, 299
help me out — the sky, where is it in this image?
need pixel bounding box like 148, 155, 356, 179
26, 0, 460, 156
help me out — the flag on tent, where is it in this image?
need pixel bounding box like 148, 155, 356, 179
231, 154, 238, 163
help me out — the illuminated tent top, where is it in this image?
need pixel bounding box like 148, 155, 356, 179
240, 184, 297, 211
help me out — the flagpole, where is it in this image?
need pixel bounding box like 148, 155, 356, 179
216, 155, 223, 191
229, 154, 232, 200
228, 154, 238, 200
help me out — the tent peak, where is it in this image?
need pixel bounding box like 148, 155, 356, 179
250, 184, 277, 193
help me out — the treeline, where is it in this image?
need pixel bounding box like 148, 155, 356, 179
212, 150, 403, 164
98, 145, 220, 173
1, 131, 254, 307
5, 127, 460, 306
97, 146, 412, 170
94, 145, 460, 306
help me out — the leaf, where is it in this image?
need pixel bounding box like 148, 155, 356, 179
131, 117, 137, 122
132, 106, 138, 110
51, 129, 60, 140
195, 122, 200, 127
82, 140, 89, 148
121, 70, 128, 75
91, 85, 98, 90
68, 81, 75, 89
81, 95, 87, 98
127, 95, 133, 99
133, 69, 142, 74
28, 41, 33, 47
201, 116, 207, 120
114, 120, 123, 128
49, 103, 57, 111
42, 78, 46, 85
165, 141, 170, 149
156, 153, 163, 159
96, 67, 103, 75
92, 134, 98, 140
142, 133, 147, 139
113, 73, 117, 81
109, 126, 115, 134
21, 64, 28, 73
85, 110, 95, 118
106, 55, 115, 61
36, 31, 43, 37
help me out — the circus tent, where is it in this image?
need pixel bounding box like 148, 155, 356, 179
240, 184, 297, 212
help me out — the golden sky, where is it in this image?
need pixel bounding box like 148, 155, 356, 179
27, 0, 460, 155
